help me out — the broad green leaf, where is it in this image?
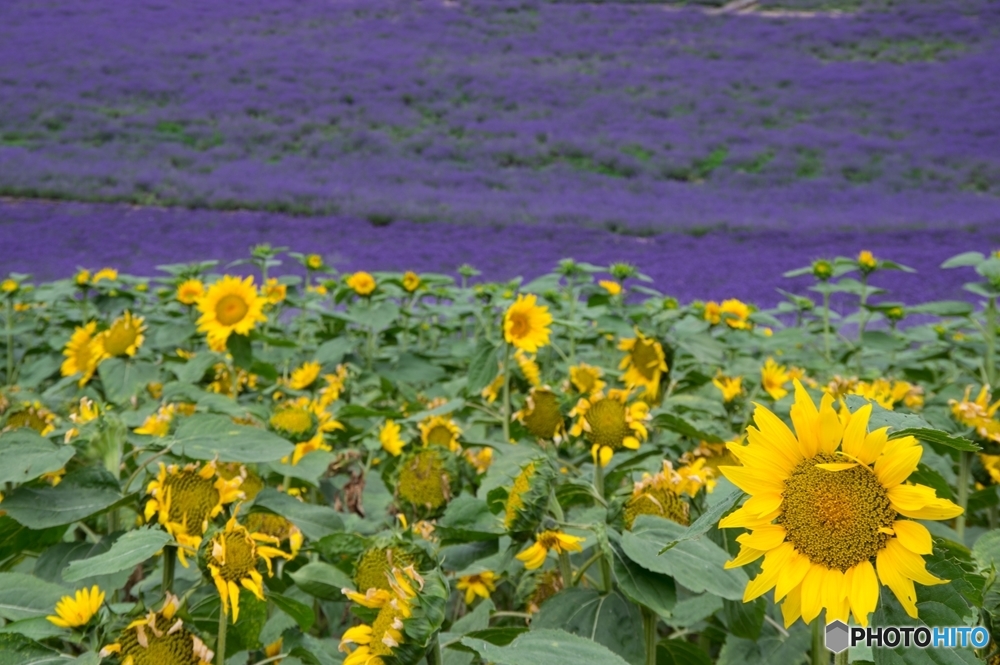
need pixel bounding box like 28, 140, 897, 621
0, 430, 75, 485
226, 333, 253, 371
0, 573, 68, 621
1, 467, 123, 529
664, 594, 723, 629
34, 538, 130, 592
0, 517, 68, 562
657, 640, 712, 665
888, 428, 979, 452
460, 628, 632, 665
972, 530, 1000, 572
651, 413, 723, 444
658, 488, 743, 553
722, 597, 765, 641
315, 337, 354, 365
0, 616, 67, 641
0, 633, 75, 665
621, 516, 747, 600
289, 562, 354, 600
270, 593, 316, 631
871, 588, 980, 664
252, 488, 344, 540
268, 450, 337, 485
63, 527, 171, 582
436, 496, 504, 544
941, 252, 984, 269
608, 538, 676, 620
532, 588, 644, 664
717, 621, 811, 665
466, 340, 500, 394
97, 358, 159, 405
170, 414, 294, 462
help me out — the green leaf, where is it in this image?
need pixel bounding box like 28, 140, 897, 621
0, 573, 68, 621
532, 588, 643, 665
251, 488, 344, 540
0, 616, 67, 641
402, 397, 466, 424
621, 516, 747, 600
941, 252, 985, 269
658, 489, 743, 553
609, 539, 677, 620
97, 358, 159, 405
907, 301, 974, 317
460, 628, 632, 665
1, 467, 123, 529
664, 594, 723, 628
33, 539, 129, 591
63, 527, 171, 582
226, 333, 253, 370
172, 352, 220, 383
651, 413, 723, 444
0, 633, 75, 665
269, 593, 316, 631
972, 530, 1000, 572
657, 640, 712, 665
0, 430, 75, 485
170, 414, 294, 462
717, 622, 811, 665
315, 337, 354, 365
888, 428, 979, 452
466, 341, 500, 394
268, 451, 337, 486
871, 588, 980, 664
288, 562, 354, 600
436, 496, 504, 544
0, 517, 67, 562
722, 597, 765, 641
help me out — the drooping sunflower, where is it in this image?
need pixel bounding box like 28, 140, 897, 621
243, 511, 304, 558
353, 545, 418, 593
100, 594, 214, 665
622, 459, 713, 530
618, 329, 668, 397
98, 311, 147, 358
339, 566, 421, 665
514, 387, 566, 442
514, 350, 542, 386
61, 321, 101, 386
761, 357, 791, 400
347, 271, 377, 296
196, 275, 267, 347
569, 389, 650, 467
503, 458, 555, 533
566, 363, 605, 396
144, 461, 244, 566
207, 511, 292, 621
287, 360, 322, 390
719, 381, 962, 627
480, 371, 505, 403
4, 401, 56, 435
418, 415, 461, 452
176, 279, 205, 305
503, 293, 552, 353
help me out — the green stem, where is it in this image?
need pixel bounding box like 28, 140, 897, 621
571, 551, 604, 586
162, 545, 176, 595
956, 451, 971, 544
642, 606, 658, 665
501, 344, 512, 443
567, 280, 577, 365
812, 619, 829, 665
217, 602, 228, 662
558, 551, 574, 588
822, 289, 831, 362
599, 554, 612, 594
5, 299, 12, 385
857, 274, 869, 342
986, 297, 997, 387
834, 650, 849, 665
594, 460, 605, 499
426, 634, 443, 665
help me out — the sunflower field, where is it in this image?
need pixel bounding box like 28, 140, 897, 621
1, 247, 1000, 665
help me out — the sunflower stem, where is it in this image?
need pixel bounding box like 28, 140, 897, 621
217, 601, 228, 661
162, 545, 176, 595
822, 288, 832, 362
426, 633, 443, 665
812, 619, 829, 665
502, 343, 512, 443
956, 450, 971, 544
642, 606, 658, 665
5, 298, 13, 385
558, 552, 574, 590
593, 460, 605, 499
986, 297, 997, 388
833, 651, 848, 665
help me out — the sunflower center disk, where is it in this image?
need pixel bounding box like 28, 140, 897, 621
779, 453, 895, 571
523, 391, 562, 439
120, 626, 203, 665
215, 530, 258, 581
399, 450, 448, 509
369, 604, 401, 657
631, 340, 659, 380
215, 294, 250, 326
269, 408, 315, 437
425, 425, 453, 447
508, 312, 530, 339
164, 471, 220, 534
104, 322, 138, 356
585, 398, 629, 450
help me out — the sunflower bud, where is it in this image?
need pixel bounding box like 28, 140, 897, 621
503, 459, 556, 534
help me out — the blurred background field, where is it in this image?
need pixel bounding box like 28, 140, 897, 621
0, 0, 997, 295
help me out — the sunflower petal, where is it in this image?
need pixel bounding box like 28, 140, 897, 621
840, 403, 872, 460
799, 564, 827, 624
875, 440, 922, 488
893, 520, 932, 555
781, 585, 803, 629
847, 560, 878, 627
877, 546, 918, 618
725, 545, 765, 569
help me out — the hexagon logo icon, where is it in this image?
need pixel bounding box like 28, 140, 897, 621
825, 620, 850, 654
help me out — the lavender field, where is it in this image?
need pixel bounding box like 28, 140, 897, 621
1, 0, 998, 234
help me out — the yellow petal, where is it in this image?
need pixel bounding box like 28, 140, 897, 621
893, 520, 932, 555
817, 393, 844, 454
883, 538, 946, 587
859, 427, 889, 465
743, 542, 795, 602
773, 547, 811, 602
719, 465, 786, 496
815, 462, 859, 472
228, 580, 242, 622
846, 560, 878, 627
799, 564, 827, 624
736, 525, 786, 551
724, 545, 765, 570
877, 547, 918, 618
781, 585, 803, 628
888, 484, 964, 520
750, 404, 804, 470
789, 380, 820, 458
823, 568, 850, 624
875, 440, 922, 488
840, 403, 872, 460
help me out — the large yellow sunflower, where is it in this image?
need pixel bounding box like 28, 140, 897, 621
719, 381, 962, 627
61, 321, 101, 386
618, 329, 668, 397
569, 389, 650, 467
98, 311, 147, 358
503, 294, 552, 353
196, 275, 267, 346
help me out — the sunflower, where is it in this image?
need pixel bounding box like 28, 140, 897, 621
98, 311, 147, 358
196, 275, 267, 346
480, 371, 505, 403
464, 446, 494, 474
623, 460, 713, 529
317, 364, 350, 407
93, 267, 118, 283
100, 594, 214, 665
569, 389, 650, 467
618, 329, 668, 397
1, 278, 17, 293
719, 381, 962, 627
339, 566, 423, 665
4, 401, 56, 435
144, 461, 244, 566
61, 321, 101, 386
402, 271, 421, 293
681, 438, 741, 476
287, 360, 321, 390
514, 387, 566, 441
503, 458, 555, 533
66, 397, 100, 441
135, 404, 178, 437
353, 546, 418, 593
418, 415, 461, 452
599, 280, 622, 296
263, 277, 287, 306
176, 279, 205, 305
397, 448, 456, 515
566, 363, 605, 396
515, 531, 585, 570
950, 385, 1000, 443
858, 250, 878, 272
347, 271, 376, 296
47, 585, 104, 628
503, 294, 552, 353
305, 254, 324, 270
456, 571, 498, 605
243, 511, 304, 558
208, 511, 292, 621
380, 420, 406, 457
514, 350, 542, 386
761, 358, 791, 400
713, 375, 743, 403
271, 397, 345, 465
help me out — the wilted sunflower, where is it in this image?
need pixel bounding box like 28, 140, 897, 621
618, 330, 668, 397
503, 459, 555, 533
100, 594, 214, 665
950, 385, 1000, 443
176, 279, 205, 305
418, 415, 461, 452
340, 566, 422, 665
397, 448, 456, 515
216, 463, 264, 500
623, 459, 713, 529
196, 275, 267, 347
720, 381, 962, 627
503, 293, 552, 353
566, 363, 605, 396
287, 360, 322, 390
98, 311, 146, 357
515, 531, 585, 570
347, 271, 376, 296
569, 389, 650, 467
761, 358, 791, 400
514, 387, 566, 442
61, 321, 101, 386
145, 461, 244, 566
4, 401, 56, 435
47, 585, 104, 628
353, 545, 418, 593
208, 511, 292, 621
